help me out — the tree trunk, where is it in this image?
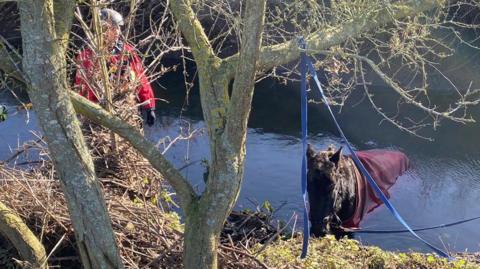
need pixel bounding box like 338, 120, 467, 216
170, 0, 266, 268
183, 212, 219, 269
18, 1, 124, 268
182, 140, 247, 268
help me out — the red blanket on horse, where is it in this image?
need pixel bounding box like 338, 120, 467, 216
343, 150, 410, 228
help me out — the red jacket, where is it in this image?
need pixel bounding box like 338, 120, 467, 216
74, 42, 155, 109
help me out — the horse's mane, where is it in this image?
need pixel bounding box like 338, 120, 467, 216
330, 155, 357, 214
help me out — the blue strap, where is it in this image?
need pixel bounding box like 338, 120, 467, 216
298, 39, 452, 259
299, 40, 310, 259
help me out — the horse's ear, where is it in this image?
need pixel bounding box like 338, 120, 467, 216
307, 143, 316, 160
329, 146, 343, 167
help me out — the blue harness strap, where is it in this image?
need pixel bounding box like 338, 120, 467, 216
300, 40, 310, 259
298, 37, 452, 260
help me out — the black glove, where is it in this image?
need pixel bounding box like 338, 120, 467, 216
145, 108, 156, 127
0, 105, 7, 122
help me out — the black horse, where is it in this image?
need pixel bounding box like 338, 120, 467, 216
306, 144, 409, 238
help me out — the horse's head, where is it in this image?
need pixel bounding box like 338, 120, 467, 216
306, 143, 346, 237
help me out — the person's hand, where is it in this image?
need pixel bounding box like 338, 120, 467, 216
145, 108, 156, 127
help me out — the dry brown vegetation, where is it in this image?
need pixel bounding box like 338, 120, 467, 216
0, 111, 274, 268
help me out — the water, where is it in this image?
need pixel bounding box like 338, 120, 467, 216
2, 70, 480, 255
0, 97, 41, 162
150, 70, 480, 254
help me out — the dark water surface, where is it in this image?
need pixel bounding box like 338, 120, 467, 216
2, 66, 480, 255
150, 68, 480, 254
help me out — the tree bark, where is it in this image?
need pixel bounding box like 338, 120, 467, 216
174, 0, 267, 268
183, 206, 219, 269
18, 1, 123, 268
0, 201, 48, 269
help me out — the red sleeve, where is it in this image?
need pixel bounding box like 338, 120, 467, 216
74, 48, 98, 103
126, 44, 155, 109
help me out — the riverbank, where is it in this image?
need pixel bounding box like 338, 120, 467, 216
258, 236, 480, 269
1, 164, 479, 268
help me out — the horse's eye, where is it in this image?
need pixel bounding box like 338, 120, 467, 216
321, 162, 333, 170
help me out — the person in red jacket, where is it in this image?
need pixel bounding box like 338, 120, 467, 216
74, 8, 156, 126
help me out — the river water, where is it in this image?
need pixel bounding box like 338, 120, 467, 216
2, 63, 480, 254
149, 71, 480, 254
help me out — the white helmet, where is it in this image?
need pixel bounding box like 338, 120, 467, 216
100, 8, 124, 27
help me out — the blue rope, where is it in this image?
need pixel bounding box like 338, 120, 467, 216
299, 40, 310, 259
298, 37, 452, 260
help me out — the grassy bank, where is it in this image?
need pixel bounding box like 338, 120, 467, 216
257, 236, 479, 269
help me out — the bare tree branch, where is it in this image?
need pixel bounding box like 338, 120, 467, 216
223, 0, 267, 152
357, 53, 475, 124
357, 58, 435, 141
69, 92, 198, 208
169, 0, 219, 67
221, 0, 445, 79
168, 0, 231, 142
0, 201, 48, 269
0, 38, 24, 83
53, 0, 76, 52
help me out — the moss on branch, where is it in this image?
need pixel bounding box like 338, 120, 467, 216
0, 201, 48, 269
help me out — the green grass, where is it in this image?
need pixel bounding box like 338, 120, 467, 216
256, 235, 479, 269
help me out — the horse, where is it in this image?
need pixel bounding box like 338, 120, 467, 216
306, 144, 410, 238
